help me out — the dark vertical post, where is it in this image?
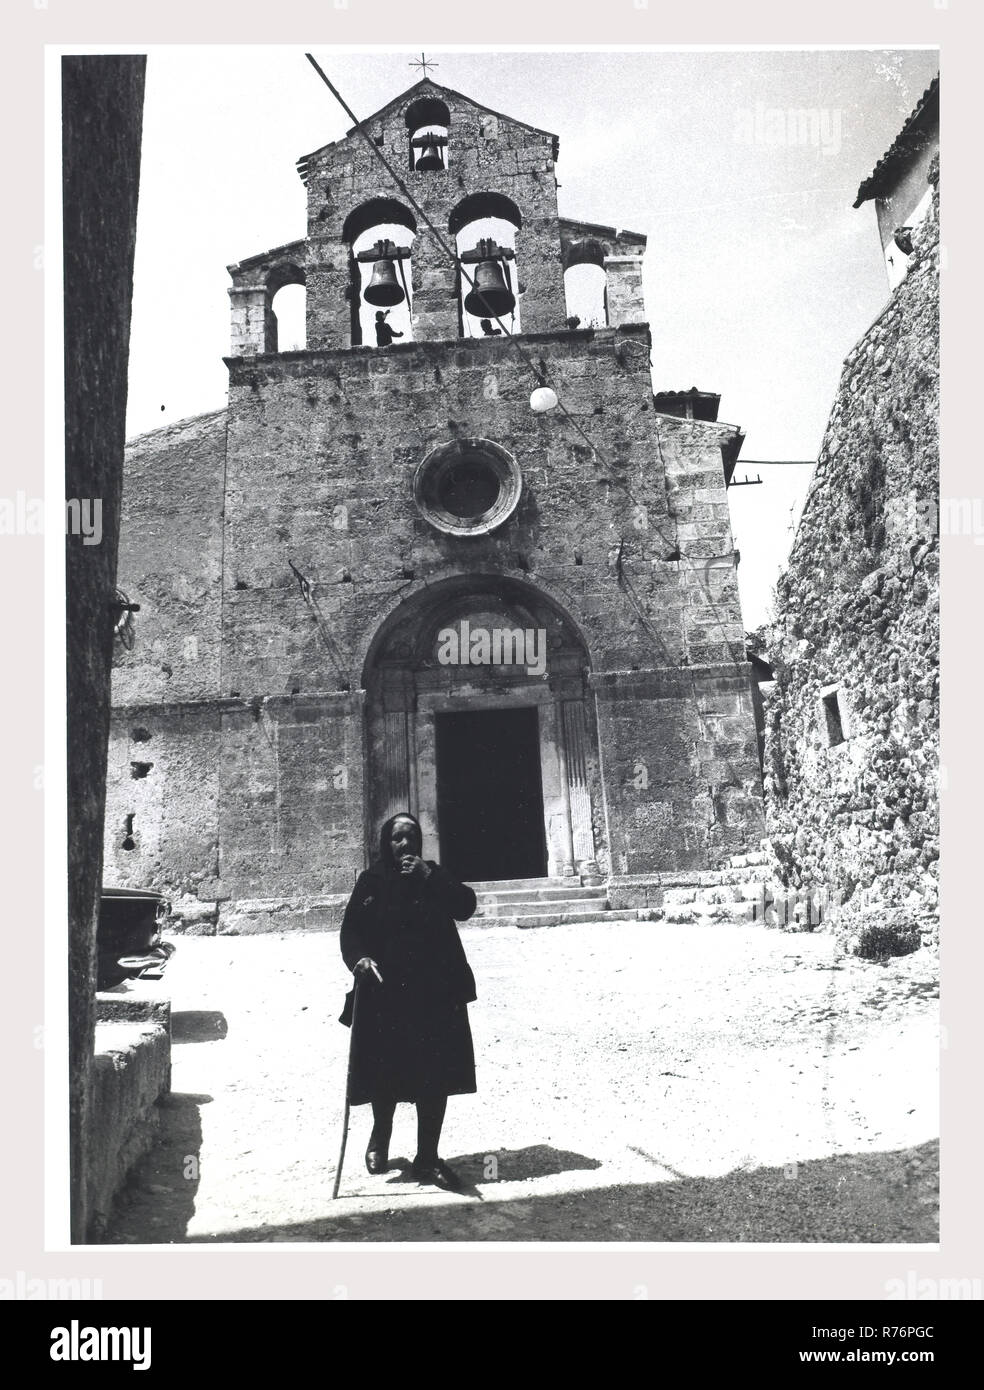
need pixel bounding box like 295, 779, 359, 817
63, 54, 146, 1242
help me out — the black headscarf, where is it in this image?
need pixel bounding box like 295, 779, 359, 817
377, 812, 423, 873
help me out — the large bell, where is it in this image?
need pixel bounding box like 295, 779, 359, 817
363, 256, 405, 307
415, 142, 443, 171
463, 260, 515, 319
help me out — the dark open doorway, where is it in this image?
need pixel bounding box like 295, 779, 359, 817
436, 707, 548, 881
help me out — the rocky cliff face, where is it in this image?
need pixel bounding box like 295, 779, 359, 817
763, 158, 939, 932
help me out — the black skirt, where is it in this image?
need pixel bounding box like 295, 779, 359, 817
346, 979, 476, 1105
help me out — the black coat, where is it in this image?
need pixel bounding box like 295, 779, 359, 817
339, 862, 478, 1105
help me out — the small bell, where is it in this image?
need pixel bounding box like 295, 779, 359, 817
363, 257, 405, 307
463, 260, 515, 319
415, 142, 443, 171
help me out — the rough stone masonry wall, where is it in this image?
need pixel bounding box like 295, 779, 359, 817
763, 161, 939, 923
111, 409, 227, 707
103, 410, 227, 917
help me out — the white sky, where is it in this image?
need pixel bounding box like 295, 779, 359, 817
124, 46, 940, 630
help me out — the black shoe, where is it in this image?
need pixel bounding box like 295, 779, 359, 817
411, 1157, 462, 1190
365, 1143, 389, 1175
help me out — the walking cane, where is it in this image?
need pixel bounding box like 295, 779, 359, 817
332, 978, 360, 1200
332, 962, 382, 1199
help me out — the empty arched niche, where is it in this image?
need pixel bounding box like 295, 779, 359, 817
406, 95, 450, 173
449, 192, 523, 338
342, 198, 417, 348
563, 238, 609, 330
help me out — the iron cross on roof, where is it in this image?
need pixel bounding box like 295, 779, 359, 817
409, 53, 439, 79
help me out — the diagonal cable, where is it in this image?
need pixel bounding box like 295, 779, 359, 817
305, 52, 624, 471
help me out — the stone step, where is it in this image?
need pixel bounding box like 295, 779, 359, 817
660, 900, 762, 925
468, 876, 576, 893
663, 885, 738, 906
727, 852, 771, 869
512, 905, 619, 929
475, 886, 608, 906
662, 882, 771, 907
659, 868, 771, 889
736, 881, 772, 902
476, 896, 609, 919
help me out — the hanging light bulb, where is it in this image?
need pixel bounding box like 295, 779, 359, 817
530, 386, 558, 413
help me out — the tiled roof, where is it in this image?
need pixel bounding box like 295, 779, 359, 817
652, 388, 721, 421
853, 74, 939, 208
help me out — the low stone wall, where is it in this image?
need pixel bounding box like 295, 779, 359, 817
216, 894, 352, 934
86, 1018, 171, 1240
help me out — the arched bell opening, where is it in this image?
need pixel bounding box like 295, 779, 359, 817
269, 282, 307, 352
405, 95, 450, 173
449, 193, 523, 339
342, 199, 417, 347
361, 574, 606, 882
563, 263, 608, 331
562, 238, 609, 330
229, 261, 305, 356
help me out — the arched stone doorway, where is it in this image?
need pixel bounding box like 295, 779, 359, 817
362, 576, 604, 882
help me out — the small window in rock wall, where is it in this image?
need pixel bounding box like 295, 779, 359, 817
820, 685, 847, 747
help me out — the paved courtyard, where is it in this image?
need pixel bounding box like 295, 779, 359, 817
105, 921, 939, 1243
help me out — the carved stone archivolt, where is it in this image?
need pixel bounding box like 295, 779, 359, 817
363, 575, 601, 875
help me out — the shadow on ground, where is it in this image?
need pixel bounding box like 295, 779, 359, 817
332, 1145, 602, 1203
171, 1011, 228, 1044
179, 1138, 938, 1244
376, 1145, 601, 1186
101, 1092, 211, 1243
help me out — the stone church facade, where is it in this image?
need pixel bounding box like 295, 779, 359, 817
105, 78, 765, 931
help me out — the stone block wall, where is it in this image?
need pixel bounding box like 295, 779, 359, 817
594, 668, 764, 874
218, 326, 748, 687
87, 1021, 170, 1240
106, 319, 765, 915
763, 161, 939, 918
111, 409, 226, 705
105, 704, 222, 902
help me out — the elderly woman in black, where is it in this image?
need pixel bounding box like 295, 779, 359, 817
339, 812, 478, 1189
